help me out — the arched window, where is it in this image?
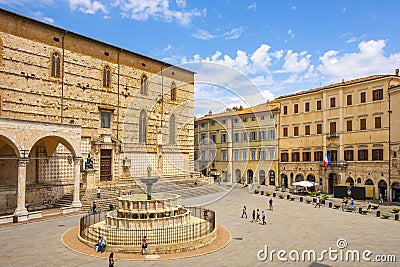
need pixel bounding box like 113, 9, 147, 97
169, 114, 176, 144
51, 52, 61, 78
103, 65, 111, 88
139, 110, 147, 143
140, 75, 148, 95
171, 82, 177, 101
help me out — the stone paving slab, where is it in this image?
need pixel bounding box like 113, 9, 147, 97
1, 187, 399, 267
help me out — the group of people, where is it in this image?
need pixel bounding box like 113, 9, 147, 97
241, 197, 274, 226
95, 235, 107, 253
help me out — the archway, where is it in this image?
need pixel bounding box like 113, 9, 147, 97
259, 170, 265, 185
378, 180, 388, 201
306, 174, 315, 182
281, 173, 288, 188
327, 173, 338, 194
295, 173, 304, 182
392, 182, 400, 202
346, 177, 354, 186
365, 179, 374, 185
235, 169, 241, 183
247, 169, 254, 184
269, 170, 275, 186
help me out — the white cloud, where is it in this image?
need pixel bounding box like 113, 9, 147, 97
113, 0, 206, 26
69, 0, 107, 14
175, 0, 186, 8
0, 0, 53, 5
291, 6, 296, 11
346, 37, 357, 43
317, 39, 400, 80
281, 50, 312, 73
248, 3, 256, 11
223, 27, 244, 40
31, 11, 54, 24
287, 29, 295, 39
342, 7, 347, 13
192, 29, 215, 40
164, 44, 172, 51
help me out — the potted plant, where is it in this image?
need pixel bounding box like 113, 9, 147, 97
381, 213, 391, 219
266, 192, 272, 196
392, 208, 400, 213
306, 198, 312, 204
333, 203, 341, 209
372, 204, 379, 209
279, 194, 285, 199
322, 194, 329, 200
289, 196, 295, 201
254, 189, 260, 194
361, 209, 369, 215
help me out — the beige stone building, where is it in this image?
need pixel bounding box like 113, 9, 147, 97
388, 80, 400, 201
276, 74, 400, 200
194, 103, 279, 186
0, 9, 194, 218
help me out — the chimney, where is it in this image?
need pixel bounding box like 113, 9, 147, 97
208, 110, 212, 116
395, 69, 399, 76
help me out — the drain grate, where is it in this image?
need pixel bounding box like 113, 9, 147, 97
58, 224, 65, 227
233, 237, 243, 240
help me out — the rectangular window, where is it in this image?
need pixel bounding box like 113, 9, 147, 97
347, 120, 352, 131
222, 151, 227, 161
211, 134, 216, 143
360, 118, 366, 130
283, 127, 288, 137
281, 152, 289, 162
201, 150, 206, 161
292, 152, 300, 162
375, 116, 382, 129
258, 130, 267, 141
373, 89, 383, 101
258, 150, 266, 160
251, 150, 256, 160
233, 118, 238, 123
330, 121, 336, 134
344, 150, 354, 161
250, 131, 257, 141
283, 105, 288, 115
260, 116, 265, 120
317, 123, 322, 134
232, 133, 239, 142
269, 149, 275, 160
305, 102, 310, 112
328, 150, 338, 162
294, 103, 299, 114
294, 126, 299, 136
242, 117, 247, 122
268, 129, 276, 140
234, 150, 239, 161
211, 150, 216, 161
303, 152, 311, 161
269, 114, 274, 120
242, 150, 247, 161
316, 100, 322, 110
251, 116, 255, 121
221, 119, 226, 124
314, 151, 323, 161
305, 125, 310, 135
100, 111, 111, 128
360, 91, 366, 103
221, 133, 227, 143
241, 132, 248, 141
330, 97, 336, 108
211, 121, 215, 126
372, 149, 383, 160
358, 149, 368, 161
347, 94, 352, 105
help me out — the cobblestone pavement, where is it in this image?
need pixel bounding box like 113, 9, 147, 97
1, 186, 399, 267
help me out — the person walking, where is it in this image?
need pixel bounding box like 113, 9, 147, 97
251, 209, 256, 222
109, 252, 116, 267
241, 206, 247, 218
141, 236, 148, 255
261, 211, 266, 225
314, 196, 321, 208
268, 197, 273, 211
92, 201, 97, 214
100, 235, 107, 253
379, 194, 383, 205
256, 209, 261, 223
97, 187, 101, 199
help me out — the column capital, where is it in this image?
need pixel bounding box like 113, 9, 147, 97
18, 158, 29, 166
73, 157, 82, 164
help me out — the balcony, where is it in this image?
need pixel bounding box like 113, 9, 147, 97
319, 160, 347, 168
327, 132, 339, 139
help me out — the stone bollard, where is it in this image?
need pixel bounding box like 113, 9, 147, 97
376, 210, 381, 217
261, 191, 264, 195
287, 195, 290, 200
300, 197, 303, 202
329, 202, 332, 208
359, 207, 363, 214
395, 214, 399, 221
273, 192, 276, 197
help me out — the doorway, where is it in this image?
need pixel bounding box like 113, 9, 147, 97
100, 149, 112, 181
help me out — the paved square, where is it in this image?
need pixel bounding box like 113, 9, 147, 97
1, 187, 399, 266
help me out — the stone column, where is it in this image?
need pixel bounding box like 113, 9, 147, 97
71, 157, 83, 208
14, 159, 29, 216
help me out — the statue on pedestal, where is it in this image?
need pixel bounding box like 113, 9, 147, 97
85, 154, 94, 170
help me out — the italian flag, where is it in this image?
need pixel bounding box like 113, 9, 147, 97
323, 151, 329, 168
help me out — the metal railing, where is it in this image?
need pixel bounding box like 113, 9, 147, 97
79, 206, 215, 246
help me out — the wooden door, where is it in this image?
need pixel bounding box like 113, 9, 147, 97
100, 149, 112, 181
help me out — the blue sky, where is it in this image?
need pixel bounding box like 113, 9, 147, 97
1, 0, 400, 116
